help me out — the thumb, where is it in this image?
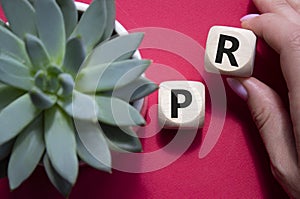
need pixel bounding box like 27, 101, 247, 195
226, 77, 297, 181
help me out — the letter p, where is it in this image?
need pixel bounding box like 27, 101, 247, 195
158, 81, 205, 129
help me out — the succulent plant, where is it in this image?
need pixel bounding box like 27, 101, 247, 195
0, 0, 157, 196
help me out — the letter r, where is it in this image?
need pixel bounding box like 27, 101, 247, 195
215, 34, 240, 67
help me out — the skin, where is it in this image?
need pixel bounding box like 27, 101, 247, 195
236, 0, 300, 198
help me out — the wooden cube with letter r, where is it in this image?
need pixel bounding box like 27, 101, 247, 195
158, 81, 205, 129
205, 26, 257, 77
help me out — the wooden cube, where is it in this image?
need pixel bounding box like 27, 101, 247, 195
204, 26, 257, 77
158, 81, 205, 129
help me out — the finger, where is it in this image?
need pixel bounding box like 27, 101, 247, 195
241, 14, 300, 90
227, 77, 299, 191
285, 0, 300, 14
252, 0, 300, 25
242, 14, 300, 157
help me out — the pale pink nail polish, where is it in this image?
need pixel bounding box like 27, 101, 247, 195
226, 78, 248, 101
240, 14, 260, 22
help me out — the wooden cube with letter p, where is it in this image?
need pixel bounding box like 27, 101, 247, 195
205, 26, 257, 77
158, 81, 205, 129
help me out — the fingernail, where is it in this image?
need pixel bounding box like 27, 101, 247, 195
226, 78, 248, 101
240, 14, 260, 22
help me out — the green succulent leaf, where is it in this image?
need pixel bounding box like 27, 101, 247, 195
43, 154, 72, 198
0, 50, 27, 64
0, 85, 25, 110
77, 59, 151, 92
44, 106, 78, 185
0, 26, 30, 65
28, 0, 36, 5
0, 94, 41, 145
56, 0, 78, 37
45, 66, 62, 93
63, 37, 86, 76
0, 55, 33, 90
47, 65, 63, 76
29, 87, 57, 110
96, 96, 146, 126
129, 79, 158, 102
76, 135, 111, 172
101, 123, 142, 152
82, 33, 144, 68
58, 73, 74, 97
0, 55, 31, 76
75, 120, 111, 172
8, 115, 45, 190
104, 77, 158, 102
0, 139, 14, 161
71, 0, 107, 53
1, 0, 37, 38
0, 158, 8, 179
25, 34, 50, 70
58, 90, 98, 121
34, 70, 47, 90
35, 0, 65, 65
102, 0, 116, 41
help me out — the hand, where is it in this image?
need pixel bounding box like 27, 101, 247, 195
226, 0, 300, 198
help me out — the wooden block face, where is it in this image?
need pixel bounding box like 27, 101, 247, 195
205, 26, 257, 77
158, 81, 205, 129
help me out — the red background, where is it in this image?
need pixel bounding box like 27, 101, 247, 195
0, 0, 289, 198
